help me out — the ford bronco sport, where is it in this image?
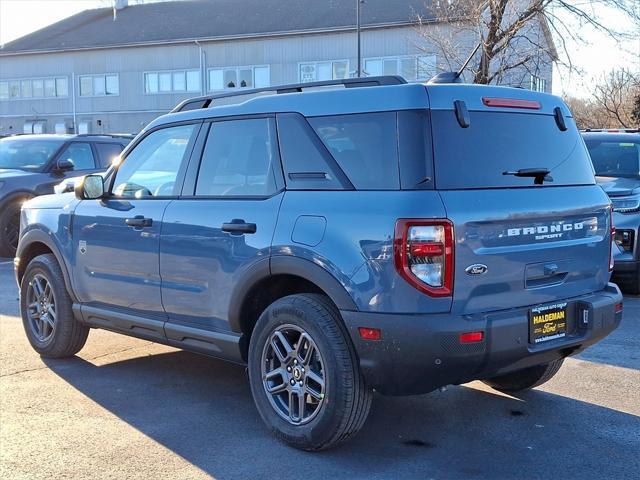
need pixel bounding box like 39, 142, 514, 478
15, 76, 623, 450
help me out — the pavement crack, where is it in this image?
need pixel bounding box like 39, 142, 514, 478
0, 342, 155, 378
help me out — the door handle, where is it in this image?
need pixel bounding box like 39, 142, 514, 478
125, 215, 153, 228
221, 219, 257, 234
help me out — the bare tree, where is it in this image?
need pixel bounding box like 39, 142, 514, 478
592, 69, 639, 128
416, 0, 640, 86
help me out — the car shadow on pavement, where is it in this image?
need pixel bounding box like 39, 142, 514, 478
43, 350, 640, 480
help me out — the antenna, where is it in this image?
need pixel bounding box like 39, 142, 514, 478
427, 39, 483, 84
454, 40, 482, 81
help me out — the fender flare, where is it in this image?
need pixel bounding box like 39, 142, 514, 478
0, 190, 37, 210
227, 255, 358, 333
16, 229, 77, 303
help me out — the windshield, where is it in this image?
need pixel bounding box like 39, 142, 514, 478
584, 139, 640, 179
0, 138, 65, 171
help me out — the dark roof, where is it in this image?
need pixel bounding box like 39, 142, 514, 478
1, 0, 432, 55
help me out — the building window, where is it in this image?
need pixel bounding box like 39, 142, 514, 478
208, 65, 270, 91
530, 75, 546, 92
0, 76, 69, 100
80, 75, 116, 97
299, 61, 349, 83
144, 69, 200, 94
364, 55, 436, 81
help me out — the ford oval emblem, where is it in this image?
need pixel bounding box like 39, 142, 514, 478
465, 264, 488, 275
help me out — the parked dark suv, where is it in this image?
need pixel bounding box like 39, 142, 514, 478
582, 130, 640, 293
15, 77, 622, 450
0, 134, 131, 257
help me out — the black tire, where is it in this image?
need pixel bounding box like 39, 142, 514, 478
621, 278, 640, 296
0, 199, 23, 258
248, 293, 372, 451
482, 358, 564, 393
20, 254, 89, 358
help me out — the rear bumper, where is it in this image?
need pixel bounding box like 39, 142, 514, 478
341, 283, 623, 396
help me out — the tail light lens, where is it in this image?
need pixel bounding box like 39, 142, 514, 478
609, 208, 615, 272
394, 219, 454, 297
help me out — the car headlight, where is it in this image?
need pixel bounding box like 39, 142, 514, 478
611, 195, 640, 213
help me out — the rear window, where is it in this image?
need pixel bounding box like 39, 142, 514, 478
308, 112, 400, 190
584, 139, 640, 179
431, 111, 595, 189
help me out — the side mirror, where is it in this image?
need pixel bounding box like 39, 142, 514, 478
75, 174, 105, 200
56, 158, 75, 172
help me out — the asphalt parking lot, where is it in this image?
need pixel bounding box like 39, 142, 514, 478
0, 259, 638, 480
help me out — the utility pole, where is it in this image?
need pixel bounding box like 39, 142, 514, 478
356, 0, 362, 77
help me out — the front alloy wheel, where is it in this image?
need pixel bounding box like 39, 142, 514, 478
261, 324, 326, 425
26, 273, 57, 343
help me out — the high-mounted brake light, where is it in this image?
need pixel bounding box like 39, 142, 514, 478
394, 219, 454, 297
609, 208, 615, 272
482, 97, 541, 110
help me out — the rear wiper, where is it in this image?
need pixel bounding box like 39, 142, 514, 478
502, 168, 553, 185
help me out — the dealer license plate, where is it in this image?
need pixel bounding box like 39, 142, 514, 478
529, 302, 568, 344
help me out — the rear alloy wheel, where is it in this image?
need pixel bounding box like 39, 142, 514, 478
248, 294, 372, 451
261, 324, 326, 425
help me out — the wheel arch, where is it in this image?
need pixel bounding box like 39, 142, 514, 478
16, 231, 76, 302
229, 256, 358, 359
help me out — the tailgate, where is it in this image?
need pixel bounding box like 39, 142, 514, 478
439, 186, 612, 315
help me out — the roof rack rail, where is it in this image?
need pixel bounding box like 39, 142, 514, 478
171, 75, 407, 113
74, 133, 136, 138
581, 128, 640, 133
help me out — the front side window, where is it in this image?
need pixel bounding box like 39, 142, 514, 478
112, 124, 197, 198
59, 142, 96, 170
195, 118, 278, 197
308, 112, 400, 189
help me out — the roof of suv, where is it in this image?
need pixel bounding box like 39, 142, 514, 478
149, 81, 570, 132
1, 134, 134, 142
581, 131, 640, 142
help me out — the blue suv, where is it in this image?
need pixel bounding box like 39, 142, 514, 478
15, 77, 623, 450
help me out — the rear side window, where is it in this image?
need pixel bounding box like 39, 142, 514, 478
59, 142, 96, 170
195, 118, 278, 197
584, 139, 640, 178
95, 142, 124, 168
308, 112, 400, 190
276, 113, 347, 190
431, 111, 595, 189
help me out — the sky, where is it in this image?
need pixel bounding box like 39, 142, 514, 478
0, 0, 638, 99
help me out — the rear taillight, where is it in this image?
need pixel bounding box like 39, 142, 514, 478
609, 208, 615, 272
394, 219, 454, 297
